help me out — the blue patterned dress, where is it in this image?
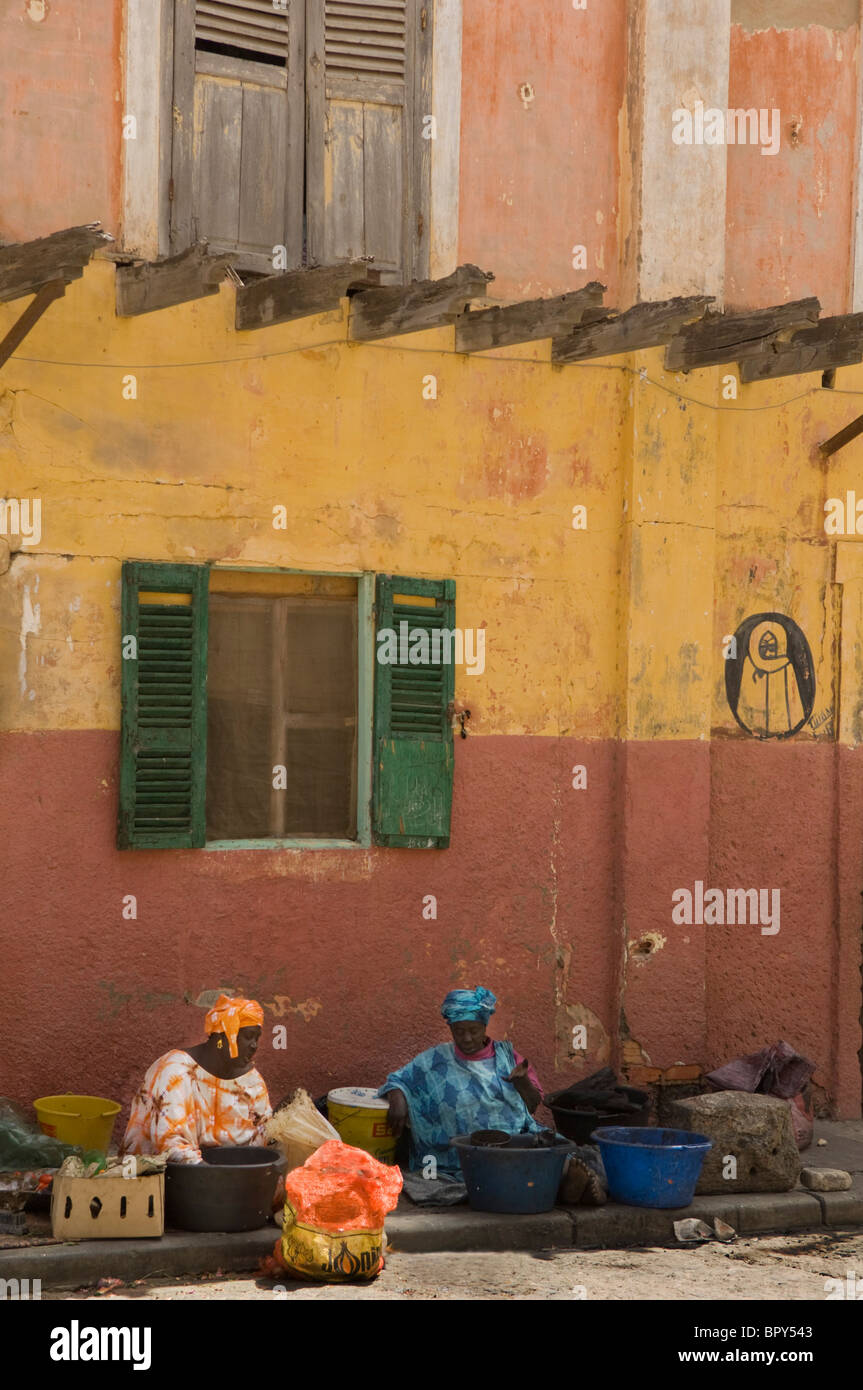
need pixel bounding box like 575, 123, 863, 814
378, 1039, 544, 1176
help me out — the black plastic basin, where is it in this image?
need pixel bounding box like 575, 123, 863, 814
165, 1145, 284, 1232
549, 1102, 651, 1145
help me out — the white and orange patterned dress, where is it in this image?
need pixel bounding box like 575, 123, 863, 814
121, 1049, 271, 1164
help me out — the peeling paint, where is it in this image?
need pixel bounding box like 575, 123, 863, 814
18, 581, 40, 700
266, 996, 324, 1022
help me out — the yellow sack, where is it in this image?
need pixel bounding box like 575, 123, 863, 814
280, 1202, 385, 1282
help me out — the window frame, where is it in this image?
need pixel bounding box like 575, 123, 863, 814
203, 566, 374, 851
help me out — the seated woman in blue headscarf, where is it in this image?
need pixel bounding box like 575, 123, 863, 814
378, 986, 606, 1205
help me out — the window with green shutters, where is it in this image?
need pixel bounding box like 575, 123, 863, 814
372, 574, 455, 848
118, 565, 455, 849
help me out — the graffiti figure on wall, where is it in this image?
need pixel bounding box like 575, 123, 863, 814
725, 613, 815, 739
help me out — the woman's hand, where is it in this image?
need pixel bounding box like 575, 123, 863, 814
507, 1060, 542, 1115
386, 1088, 408, 1139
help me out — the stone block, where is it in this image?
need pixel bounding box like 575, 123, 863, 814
665, 1090, 801, 1194
800, 1167, 852, 1192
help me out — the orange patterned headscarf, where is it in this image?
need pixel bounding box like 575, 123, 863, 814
204, 995, 264, 1058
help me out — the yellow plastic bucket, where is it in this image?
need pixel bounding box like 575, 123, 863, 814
33, 1094, 121, 1152
327, 1088, 397, 1165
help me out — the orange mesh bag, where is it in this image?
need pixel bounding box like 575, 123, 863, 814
277, 1141, 403, 1282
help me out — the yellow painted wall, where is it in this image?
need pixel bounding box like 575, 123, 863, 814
0, 258, 860, 746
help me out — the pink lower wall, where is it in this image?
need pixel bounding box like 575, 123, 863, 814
3, 730, 859, 1130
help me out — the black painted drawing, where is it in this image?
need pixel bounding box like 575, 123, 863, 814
725, 613, 815, 739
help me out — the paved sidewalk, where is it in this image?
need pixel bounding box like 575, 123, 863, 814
3, 1120, 860, 1290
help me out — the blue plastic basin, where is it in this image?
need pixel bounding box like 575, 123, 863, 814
594, 1126, 712, 1209
452, 1133, 574, 1214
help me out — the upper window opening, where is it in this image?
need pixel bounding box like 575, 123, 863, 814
195, 39, 287, 68
195, 0, 291, 65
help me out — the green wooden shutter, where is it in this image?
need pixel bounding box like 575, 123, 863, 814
373, 574, 454, 847
118, 562, 209, 850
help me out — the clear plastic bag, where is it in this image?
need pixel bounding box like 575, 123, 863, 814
0, 1097, 80, 1169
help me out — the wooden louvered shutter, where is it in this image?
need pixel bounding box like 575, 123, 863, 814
373, 575, 454, 847
171, 0, 304, 272
306, 0, 431, 280
118, 562, 209, 850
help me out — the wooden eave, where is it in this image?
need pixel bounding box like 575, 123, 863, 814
740, 314, 863, 384
7, 227, 863, 393
0, 223, 113, 369
552, 295, 714, 363
349, 264, 494, 341
455, 282, 606, 353
0, 223, 112, 303
665, 298, 821, 372
235, 260, 383, 331
116, 242, 238, 317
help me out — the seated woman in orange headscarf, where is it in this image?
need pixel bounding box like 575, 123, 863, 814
121, 995, 271, 1165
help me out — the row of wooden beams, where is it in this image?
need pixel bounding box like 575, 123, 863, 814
13, 227, 863, 396
116, 242, 237, 317
0, 224, 111, 303
0, 280, 65, 368
455, 282, 606, 353
235, 259, 382, 331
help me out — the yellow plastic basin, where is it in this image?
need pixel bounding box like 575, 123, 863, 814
33, 1094, 121, 1151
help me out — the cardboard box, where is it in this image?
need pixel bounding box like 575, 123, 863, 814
51, 1173, 165, 1240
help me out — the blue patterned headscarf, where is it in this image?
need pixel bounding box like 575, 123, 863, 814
441, 987, 497, 1025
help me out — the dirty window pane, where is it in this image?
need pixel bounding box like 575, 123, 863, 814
206, 593, 357, 840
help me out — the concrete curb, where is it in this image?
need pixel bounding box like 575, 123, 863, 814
0, 1229, 278, 1291
3, 1182, 860, 1289
0, 1210, 576, 1290
806, 1176, 863, 1229
386, 1208, 573, 1254
572, 1191, 827, 1249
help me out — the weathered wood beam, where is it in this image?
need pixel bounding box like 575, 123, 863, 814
665, 297, 821, 372
349, 264, 494, 342
0, 224, 111, 303
116, 242, 236, 317
551, 295, 713, 364
820, 412, 863, 458
454, 282, 606, 353
739, 314, 863, 384
235, 260, 383, 331
0, 280, 66, 368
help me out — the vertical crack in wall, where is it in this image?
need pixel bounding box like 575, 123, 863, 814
548, 770, 571, 1069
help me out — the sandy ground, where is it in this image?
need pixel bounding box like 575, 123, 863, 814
44, 1230, 863, 1301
